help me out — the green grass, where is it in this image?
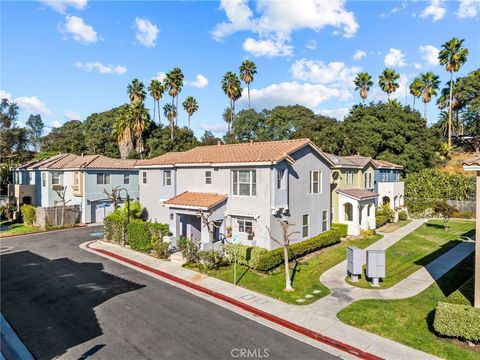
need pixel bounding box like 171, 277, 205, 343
378, 220, 411, 233
0, 220, 44, 236
338, 254, 480, 360
185, 234, 383, 305
347, 219, 474, 289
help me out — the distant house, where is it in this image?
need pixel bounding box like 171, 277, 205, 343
372, 159, 404, 210
137, 139, 334, 250
10, 154, 139, 223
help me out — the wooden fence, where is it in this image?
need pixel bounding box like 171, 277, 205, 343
35, 205, 82, 227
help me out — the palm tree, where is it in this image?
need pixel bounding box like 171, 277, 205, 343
163, 103, 177, 141
112, 105, 134, 159
221, 71, 242, 131
438, 37, 469, 147
127, 79, 146, 104
353, 72, 373, 104
130, 102, 150, 159
163, 68, 184, 126
419, 72, 441, 122
222, 107, 234, 133
239, 60, 257, 109
182, 96, 198, 130
438, 80, 463, 136
378, 68, 400, 100
409, 77, 423, 110
148, 79, 164, 124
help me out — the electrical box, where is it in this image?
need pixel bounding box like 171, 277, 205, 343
347, 246, 363, 281
366, 250, 385, 286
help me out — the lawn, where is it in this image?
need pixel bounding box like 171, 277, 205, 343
377, 220, 411, 233
338, 254, 479, 360
186, 234, 383, 305
347, 219, 474, 289
0, 221, 44, 236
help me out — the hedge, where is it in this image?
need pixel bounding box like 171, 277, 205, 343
433, 302, 480, 342
127, 219, 169, 253
104, 211, 126, 243
20, 204, 36, 225
376, 215, 388, 228
331, 223, 348, 237
224, 244, 268, 269
452, 211, 473, 219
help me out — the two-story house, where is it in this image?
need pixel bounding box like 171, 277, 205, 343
137, 139, 334, 250
372, 159, 404, 209
10, 154, 140, 223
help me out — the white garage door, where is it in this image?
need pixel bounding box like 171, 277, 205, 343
91, 202, 114, 223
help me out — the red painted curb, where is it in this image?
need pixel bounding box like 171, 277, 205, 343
1, 224, 88, 238
86, 242, 383, 360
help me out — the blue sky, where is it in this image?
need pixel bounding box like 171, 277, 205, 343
1, 0, 479, 136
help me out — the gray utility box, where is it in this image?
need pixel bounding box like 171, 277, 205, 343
366, 250, 385, 286
347, 246, 363, 282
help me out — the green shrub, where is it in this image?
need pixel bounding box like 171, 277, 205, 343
398, 210, 408, 221
376, 215, 388, 228
197, 250, 228, 270
331, 223, 348, 237
153, 241, 171, 259
0, 203, 16, 221
104, 211, 126, 243
127, 219, 152, 252
20, 205, 36, 225
405, 198, 436, 218
224, 244, 268, 269
452, 211, 473, 219
177, 237, 200, 263
447, 277, 474, 306
433, 302, 480, 342
376, 203, 395, 222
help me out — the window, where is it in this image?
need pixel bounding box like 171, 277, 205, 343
310, 171, 321, 193
381, 170, 389, 182
237, 218, 253, 233
52, 172, 61, 185
364, 173, 368, 188
205, 171, 212, 184
322, 210, 328, 232
345, 171, 355, 185
142, 171, 147, 184
28, 172, 33, 184
124, 174, 130, 185
164, 170, 171, 186
96, 173, 110, 185
344, 203, 353, 221
42, 173, 46, 187
277, 169, 285, 189
302, 214, 309, 238
395, 172, 400, 181
73, 172, 80, 187
368, 173, 372, 188
232, 170, 256, 196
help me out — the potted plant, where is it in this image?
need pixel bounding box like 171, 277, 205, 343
225, 226, 232, 238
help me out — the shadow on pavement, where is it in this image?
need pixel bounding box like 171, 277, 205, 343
1, 250, 144, 359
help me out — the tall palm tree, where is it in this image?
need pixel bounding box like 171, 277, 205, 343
438, 80, 463, 136
419, 72, 441, 122
163, 103, 177, 141
222, 107, 234, 133
163, 68, 184, 126
130, 102, 150, 159
438, 37, 469, 147
353, 72, 373, 104
112, 105, 134, 159
409, 77, 423, 109
221, 71, 242, 131
182, 96, 198, 130
148, 79, 164, 124
378, 68, 400, 100
127, 79, 146, 104
239, 60, 257, 109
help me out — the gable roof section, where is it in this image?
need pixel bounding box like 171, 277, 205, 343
164, 191, 228, 210
372, 159, 404, 170
139, 139, 326, 167
337, 188, 379, 200
324, 153, 403, 170
17, 154, 138, 171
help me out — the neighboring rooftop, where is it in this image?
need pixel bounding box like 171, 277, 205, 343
463, 157, 480, 167
336, 188, 379, 200
16, 154, 138, 170
164, 191, 228, 210
372, 159, 404, 170
324, 152, 403, 170
138, 139, 328, 167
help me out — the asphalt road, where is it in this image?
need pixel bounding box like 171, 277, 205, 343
1, 227, 339, 360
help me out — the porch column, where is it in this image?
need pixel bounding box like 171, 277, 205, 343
475, 171, 480, 308
369, 204, 376, 229
353, 204, 360, 235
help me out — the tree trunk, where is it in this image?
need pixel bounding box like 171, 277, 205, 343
61, 203, 65, 226
424, 102, 428, 123
188, 114, 191, 130
153, 100, 156, 125
176, 96, 179, 126
157, 101, 161, 124
283, 245, 293, 291
248, 83, 251, 109
413, 96, 416, 110
170, 119, 173, 141
448, 71, 453, 147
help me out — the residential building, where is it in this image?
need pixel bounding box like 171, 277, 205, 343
10, 154, 139, 223
137, 139, 334, 250
373, 159, 404, 209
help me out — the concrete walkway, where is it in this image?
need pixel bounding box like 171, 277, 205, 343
81, 220, 474, 360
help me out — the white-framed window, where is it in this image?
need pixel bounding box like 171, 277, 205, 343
232, 170, 256, 196
28, 172, 33, 184
302, 214, 309, 238
345, 171, 355, 185
368, 172, 372, 188
310, 170, 321, 193
277, 169, 285, 189
364, 172, 373, 188
164, 170, 171, 186
142, 171, 147, 184
381, 170, 389, 182
205, 170, 212, 184
237, 218, 253, 233
322, 210, 328, 232
395, 172, 400, 181
74, 172, 80, 187
52, 172, 61, 185
124, 174, 130, 185
97, 173, 110, 185
42, 173, 46, 187
364, 173, 368, 188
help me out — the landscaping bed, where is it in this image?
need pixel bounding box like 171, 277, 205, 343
346, 219, 474, 289
185, 234, 383, 305
338, 254, 479, 360
377, 220, 411, 233
0, 220, 83, 237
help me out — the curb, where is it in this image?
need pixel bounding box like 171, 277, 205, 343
0, 224, 88, 239
86, 241, 383, 360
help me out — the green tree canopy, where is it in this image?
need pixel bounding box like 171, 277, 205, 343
26, 114, 44, 151
146, 124, 199, 158
83, 106, 123, 157
41, 120, 87, 154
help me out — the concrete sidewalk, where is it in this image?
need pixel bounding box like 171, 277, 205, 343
81, 218, 471, 360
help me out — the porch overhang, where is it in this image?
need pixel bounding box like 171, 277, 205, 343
336, 188, 379, 202
164, 191, 228, 211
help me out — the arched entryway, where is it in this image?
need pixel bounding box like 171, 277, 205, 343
382, 196, 390, 205
344, 202, 353, 221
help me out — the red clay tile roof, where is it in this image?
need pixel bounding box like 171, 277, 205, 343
324, 153, 403, 170
18, 154, 138, 170
337, 188, 379, 200
138, 139, 328, 166
164, 191, 228, 210
464, 158, 480, 166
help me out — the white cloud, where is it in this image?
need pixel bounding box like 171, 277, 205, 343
200, 123, 228, 134
61, 15, 98, 44
290, 59, 360, 88
64, 110, 82, 121
212, 0, 255, 40
40, 0, 87, 14
0, 90, 12, 100
189, 74, 209, 89
75, 61, 127, 74
243, 37, 293, 57
316, 107, 350, 120
14, 96, 51, 115
419, 45, 439, 66
457, 0, 480, 18
352, 49, 366, 61
135, 17, 159, 47
305, 39, 317, 50
48, 120, 62, 128
420, 0, 446, 22
384, 48, 407, 67
414, 63, 422, 69
153, 72, 167, 82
